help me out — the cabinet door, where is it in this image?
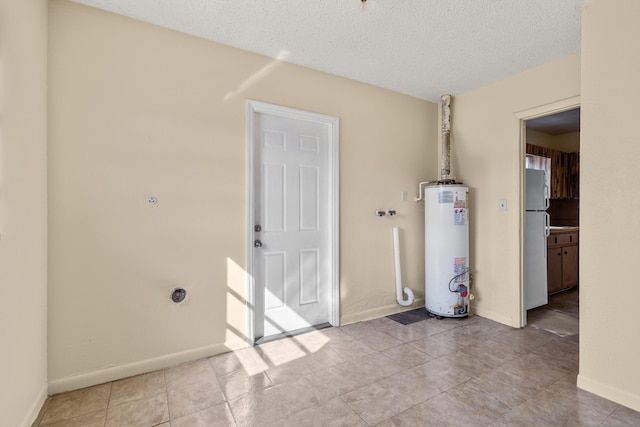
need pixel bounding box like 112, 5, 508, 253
547, 247, 563, 294
562, 245, 579, 287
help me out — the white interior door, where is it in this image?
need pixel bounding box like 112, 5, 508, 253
251, 108, 336, 341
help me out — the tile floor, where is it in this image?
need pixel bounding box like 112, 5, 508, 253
33, 291, 640, 426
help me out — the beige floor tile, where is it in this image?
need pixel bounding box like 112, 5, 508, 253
432, 326, 489, 348
358, 317, 430, 343
427, 390, 505, 426
166, 377, 226, 420
321, 337, 377, 362
382, 343, 434, 368
342, 381, 411, 425
345, 352, 405, 383
489, 325, 556, 353
210, 346, 270, 378
288, 327, 354, 353
408, 331, 466, 358
431, 350, 497, 378
296, 359, 385, 405
105, 392, 169, 427
108, 371, 165, 407
164, 358, 217, 390
531, 338, 579, 372
604, 404, 640, 426
488, 408, 556, 427
217, 369, 272, 401
465, 370, 543, 409
599, 417, 636, 427
346, 328, 405, 352
40, 383, 111, 425
209, 351, 245, 378
407, 357, 473, 392
227, 379, 319, 427
341, 369, 441, 425
264, 347, 345, 385
40, 409, 106, 427
253, 337, 313, 366
495, 352, 569, 387
387, 392, 492, 427
339, 320, 378, 337
406, 316, 462, 336
171, 403, 236, 427
547, 374, 619, 414
496, 389, 610, 427
459, 337, 526, 368
445, 379, 511, 424
267, 397, 366, 427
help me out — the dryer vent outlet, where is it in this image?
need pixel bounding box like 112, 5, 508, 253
171, 288, 187, 303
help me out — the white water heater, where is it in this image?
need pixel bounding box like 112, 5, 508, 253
423, 183, 470, 317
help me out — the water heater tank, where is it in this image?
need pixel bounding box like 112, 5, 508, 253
424, 183, 470, 317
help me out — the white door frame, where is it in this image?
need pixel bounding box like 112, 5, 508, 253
245, 100, 340, 346
515, 95, 580, 327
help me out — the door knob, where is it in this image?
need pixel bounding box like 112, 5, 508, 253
254, 240, 262, 248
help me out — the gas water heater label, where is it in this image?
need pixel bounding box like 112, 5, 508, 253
454, 257, 467, 276
438, 191, 454, 203
454, 208, 466, 225
454, 199, 467, 226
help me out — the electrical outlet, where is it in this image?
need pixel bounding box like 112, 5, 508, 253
148, 195, 158, 206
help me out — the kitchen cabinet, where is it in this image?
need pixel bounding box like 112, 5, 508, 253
526, 144, 579, 199
547, 228, 579, 294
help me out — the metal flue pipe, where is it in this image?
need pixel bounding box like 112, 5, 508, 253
440, 94, 452, 181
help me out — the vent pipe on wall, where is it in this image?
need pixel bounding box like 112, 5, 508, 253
440, 94, 452, 182
414, 94, 458, 203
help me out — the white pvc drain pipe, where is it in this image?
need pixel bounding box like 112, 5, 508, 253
393, 226, 415, 306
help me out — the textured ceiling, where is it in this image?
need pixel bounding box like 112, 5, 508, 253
70, 0, 590, 102
527, 108, 581, 135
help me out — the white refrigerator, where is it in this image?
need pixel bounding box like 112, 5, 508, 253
524, 169, 550, 311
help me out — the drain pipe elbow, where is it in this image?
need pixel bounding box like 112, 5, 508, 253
393, 227, 415, 306
398, 287, 415, 307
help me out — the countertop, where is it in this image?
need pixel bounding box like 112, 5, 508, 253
549, 226, 579, 234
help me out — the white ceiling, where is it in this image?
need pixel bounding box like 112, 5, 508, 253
527, 108, 581, 135
70, 0, 590, 102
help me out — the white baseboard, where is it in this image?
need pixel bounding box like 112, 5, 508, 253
22, 383, 48, 427
577, 373, 640, 412
48, 338, 246, 395
340, 298, 426, 326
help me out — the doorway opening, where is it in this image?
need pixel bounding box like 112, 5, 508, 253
245, 101, 340, 346
516, 97, 580, 331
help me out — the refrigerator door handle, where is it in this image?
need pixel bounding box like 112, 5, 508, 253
543, 184, 550, 210
544, 212, 551, 237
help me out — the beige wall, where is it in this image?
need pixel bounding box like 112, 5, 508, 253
553, 131, 580, 153
579, 0, 640, 411
452, 53, 581, 326
48, 0, 437, 391
0, 0, 49, 425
